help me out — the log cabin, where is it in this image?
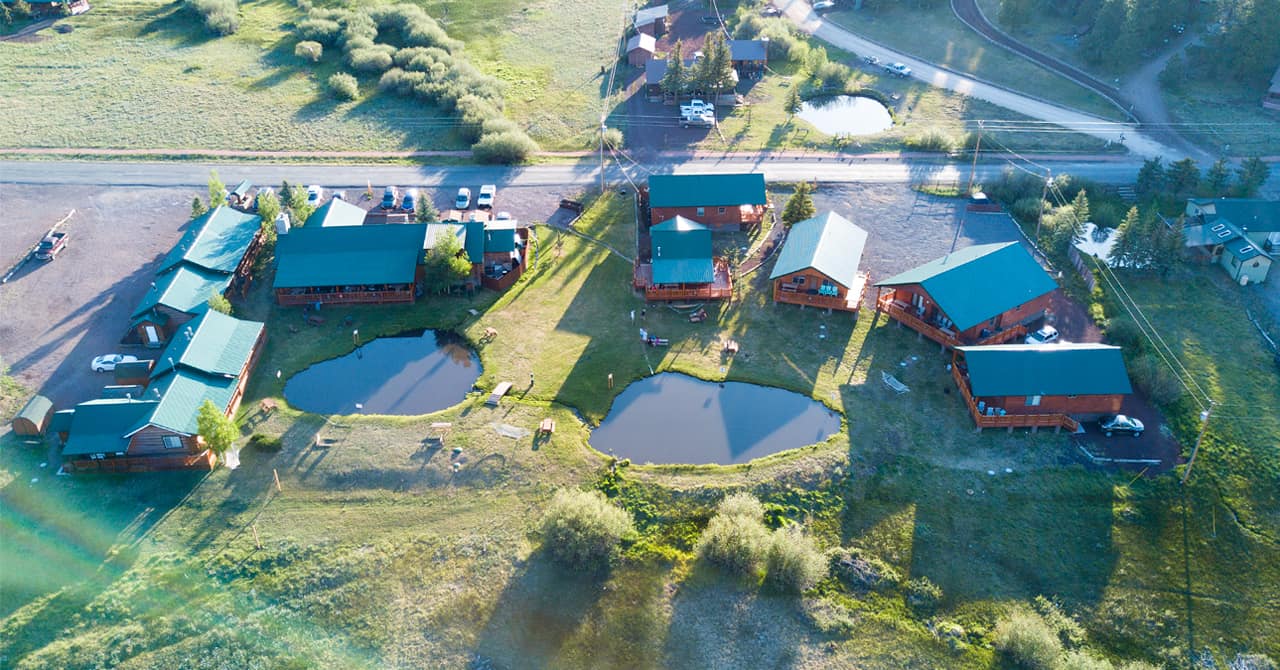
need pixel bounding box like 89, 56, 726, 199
646, 173, 768, 231
633, 216, 732, 301
274, 222, 429, 305
770, 211, 869, 313
424, 218, 528, 292
874, 242, 1057, 348
951, 343, 1132, 432
61, 310, 265, 472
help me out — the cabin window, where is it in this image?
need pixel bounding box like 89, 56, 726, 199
696, 207, 705, 216
910, 293, 925, 309
717, 207, 726, 214
162, 435, 184, 450
794, 276, 805, 285
1026, 395, 1042, 406
1253, 261, 1261, 268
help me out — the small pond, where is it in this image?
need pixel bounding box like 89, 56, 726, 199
590, 373, 842, 465
285, 329, 480, 416
796, 95, 893, 136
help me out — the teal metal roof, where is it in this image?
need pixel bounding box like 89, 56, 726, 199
484, 221, 519, 253
62, 399, 159, 456
153, 310, 263, 379
769, 211, 868, 287
138, 369, 238, 435
648, 173, 767, 208
306, 198, 368, 228
651, 216, 714, 284
1223, 236, 1271, 261
101, 385, 146, 400
230, 180, 252, 197
1190, 198, 1280, 233
956, 343, 1133, 397
274, 223, 429, 288
114, 360, 154, 383
464, 220, 485, 263
875, 242, 1057, 332
131, 265, 232, 319
159, 206, 262, 274
49, 409, 75, 435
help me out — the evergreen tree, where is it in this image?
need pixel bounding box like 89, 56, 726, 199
998, 0, 1032, 32
1081, 0, 1127, 65
208, 170, 226, 209
255, 190, 280, 245
1111, 206, 1144, 269
1135, 157, 1165, 198
1167, 158, 1201, 199
783, 85, 802, 122
1236, 157, 1271, 197
416, 193, 439, 223
191, 196, 207, 219
781, 182, 816, 226
661, 40, 686, 97
1202, 159, 1232, 197
1052, 190, 1088, 255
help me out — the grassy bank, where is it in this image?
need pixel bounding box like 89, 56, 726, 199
2, 192, 1278, 667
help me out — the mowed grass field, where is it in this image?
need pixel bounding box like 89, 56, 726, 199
0, 0, 620, 151
1, 193, 1278, 668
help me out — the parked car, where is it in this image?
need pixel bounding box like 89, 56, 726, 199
381, 186, 398, 210
762, 6, 782, 16
306, 185, 324, 205
331, 190, 346, 201
91, 354, 139, 373
401, 188, 417, 212
495, 211, 512, 220
812, 0, 835, 9
1024, 325, 1060, 345
884, 62, 912, 77
455, 187, 472, 209
681, 111, 716, 128
35, 232, 68, 260
1100, 414, 1144, 437
477, 184, 497, 209
700, 15, 721, 25
862, 55, 881, 66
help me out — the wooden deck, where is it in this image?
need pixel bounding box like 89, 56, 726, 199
634, 259, 733, 301
876, 294, 1026, 348
276, 287, 415, 306
952, 364, 1079, 433
775, 272, 869, 313
65, 449, 217, 473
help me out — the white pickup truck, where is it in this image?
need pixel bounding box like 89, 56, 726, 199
679, 99, 716, 128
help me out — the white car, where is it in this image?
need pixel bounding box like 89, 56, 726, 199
884, 62, 912, 77
812, 0, 835, 9
477, 184, 497, 209
455, 187, 472, 209
92, 354, 139, 373
306, 185, 324, 205
1024, 325, 1060, 345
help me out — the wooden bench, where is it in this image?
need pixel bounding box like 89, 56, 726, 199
539, 418, 555, 434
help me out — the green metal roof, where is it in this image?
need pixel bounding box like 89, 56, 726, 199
648, 173, 767, 208
956, 343, 1133, 397
113, 360, 155, 382
274, 223, 429, 289
769, 211, 868, 287
152, 309, 263, 379
424, 223, 465, 251
230, 180, 252, 197
1190, 198, 1280, 233
1223, 235, 1271, 261
131, 265, 231, 319
49, 409, 75, 436
62, 399, 159, 456
651, 216, 714, 284
101, 385, 146, 400
305, 198, 368, 228
875, 242, 1057, 332
464, 220, 485, 263
138, 369, 238, 435
484, 221, 519, 253
159, 206, 262, 275
15, 395, 53, 427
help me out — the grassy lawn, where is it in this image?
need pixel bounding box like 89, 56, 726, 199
2, 193, 1278, 667
821, 3, 1124, 121
0, 0, 620, 151
1161, 81, 1280, 157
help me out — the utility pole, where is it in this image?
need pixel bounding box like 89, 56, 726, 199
599, 115, 607, 195
965, 121, 983, 198
1035, 168, 1052, 241
1181, 401, 1215, 486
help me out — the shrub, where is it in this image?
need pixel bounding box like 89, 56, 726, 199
1061, 651, 1115, 670
697, 493, 770, 576
295, 18, 341, 45
903, 132, 954, 153
327, 72, 360, 100
1009, 196, 1046, 223
347, 46, 395, 73
811, 61, 851, 91
716, 492, 765, 519
1128, 353, 1183, 405
471, 130, 538, 164
248, 433, 283, 452
188, 0, 239, 35
207, 290, 232, 315
905, 576, 943, 614
764, 525, 826, 594
602, 127, 625, 150
993, 610, 1063, 670
294, 40, 323, 63
539, 489, 634, 571
1103, 316, 1143, 350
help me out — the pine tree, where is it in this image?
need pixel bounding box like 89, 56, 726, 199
1202, 159, 1232, 197
1111, 206, 1143, 269
208, 170, 226, 209
781, 182, 816, 226
1236, 157, 1271, 197
661, 40, 686, 97
1167, 158, 1201, 199
1135, 157, 1165, 198
416, 193, 439, 223
783, 85, 802, 123
191, 196, 207, 219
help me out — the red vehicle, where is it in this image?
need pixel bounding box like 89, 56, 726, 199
35, 232, 68, 260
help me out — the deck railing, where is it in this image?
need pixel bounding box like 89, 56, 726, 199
276, 289, 414, 306
877, 295, 1029, 347
951, 365, 1079, 432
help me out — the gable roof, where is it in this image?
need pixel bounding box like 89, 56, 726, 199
274, 223, 428, 288
464, 220, 486, 263
484, 221, 519, 253
159, 206, 262, 275
627, 33, 656, 54
1223, 235, 1272, 262
875, 242, 1057, 332
634, 4, 668, 27
769, 211, 868, 287
651, 216, 714, 284
1188, 198, 1280, 233
152, 309, 264, 379
729, 40, 767, 61
648, 173, 767, 208
956, 343, 1133, 397
306, 197, 368, 228
131, 264, 231, 319
139, 368, 239, 435
62, 399, 159, 456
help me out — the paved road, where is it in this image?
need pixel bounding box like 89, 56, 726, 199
780, 0, 1181, 159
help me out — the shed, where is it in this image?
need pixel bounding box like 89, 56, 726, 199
12, 395, 54, 437
227, 180, 254, 208
627, 33, 657, 67
634, 4, 669, 36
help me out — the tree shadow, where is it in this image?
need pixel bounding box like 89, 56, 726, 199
137, 1, 221, 48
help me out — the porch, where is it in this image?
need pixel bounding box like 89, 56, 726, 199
65, 449, 217, 473
876, 293, 1025, 348
951, 364, 1078, 433
634, 258, 733, 301
775, 272, 869, 313
276, 285, 415, 306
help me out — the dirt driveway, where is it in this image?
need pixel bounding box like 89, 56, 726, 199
0, 185, 198, 409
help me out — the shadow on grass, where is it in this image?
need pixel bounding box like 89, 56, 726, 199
137, 1, 222, 48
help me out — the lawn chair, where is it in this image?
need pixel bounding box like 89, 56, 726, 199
881, 371, 910, 394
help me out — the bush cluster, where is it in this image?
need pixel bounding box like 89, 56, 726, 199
994, 609, 1063, 670
187, 0, 239, 35
903, 132, 955, 154
764, 525, 826, 594
696, 493, 827, 593
327, 72, 360, 101
294, 40, 323, 63
539, 489, 634, 571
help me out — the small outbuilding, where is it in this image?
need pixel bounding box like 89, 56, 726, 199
12, 395, 54, 437
634, 4, 669, 36
627, 33, 657, 67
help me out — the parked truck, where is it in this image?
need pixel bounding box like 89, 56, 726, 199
35, 232, 68, 260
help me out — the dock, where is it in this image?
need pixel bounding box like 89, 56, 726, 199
487, 382, 513, 406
